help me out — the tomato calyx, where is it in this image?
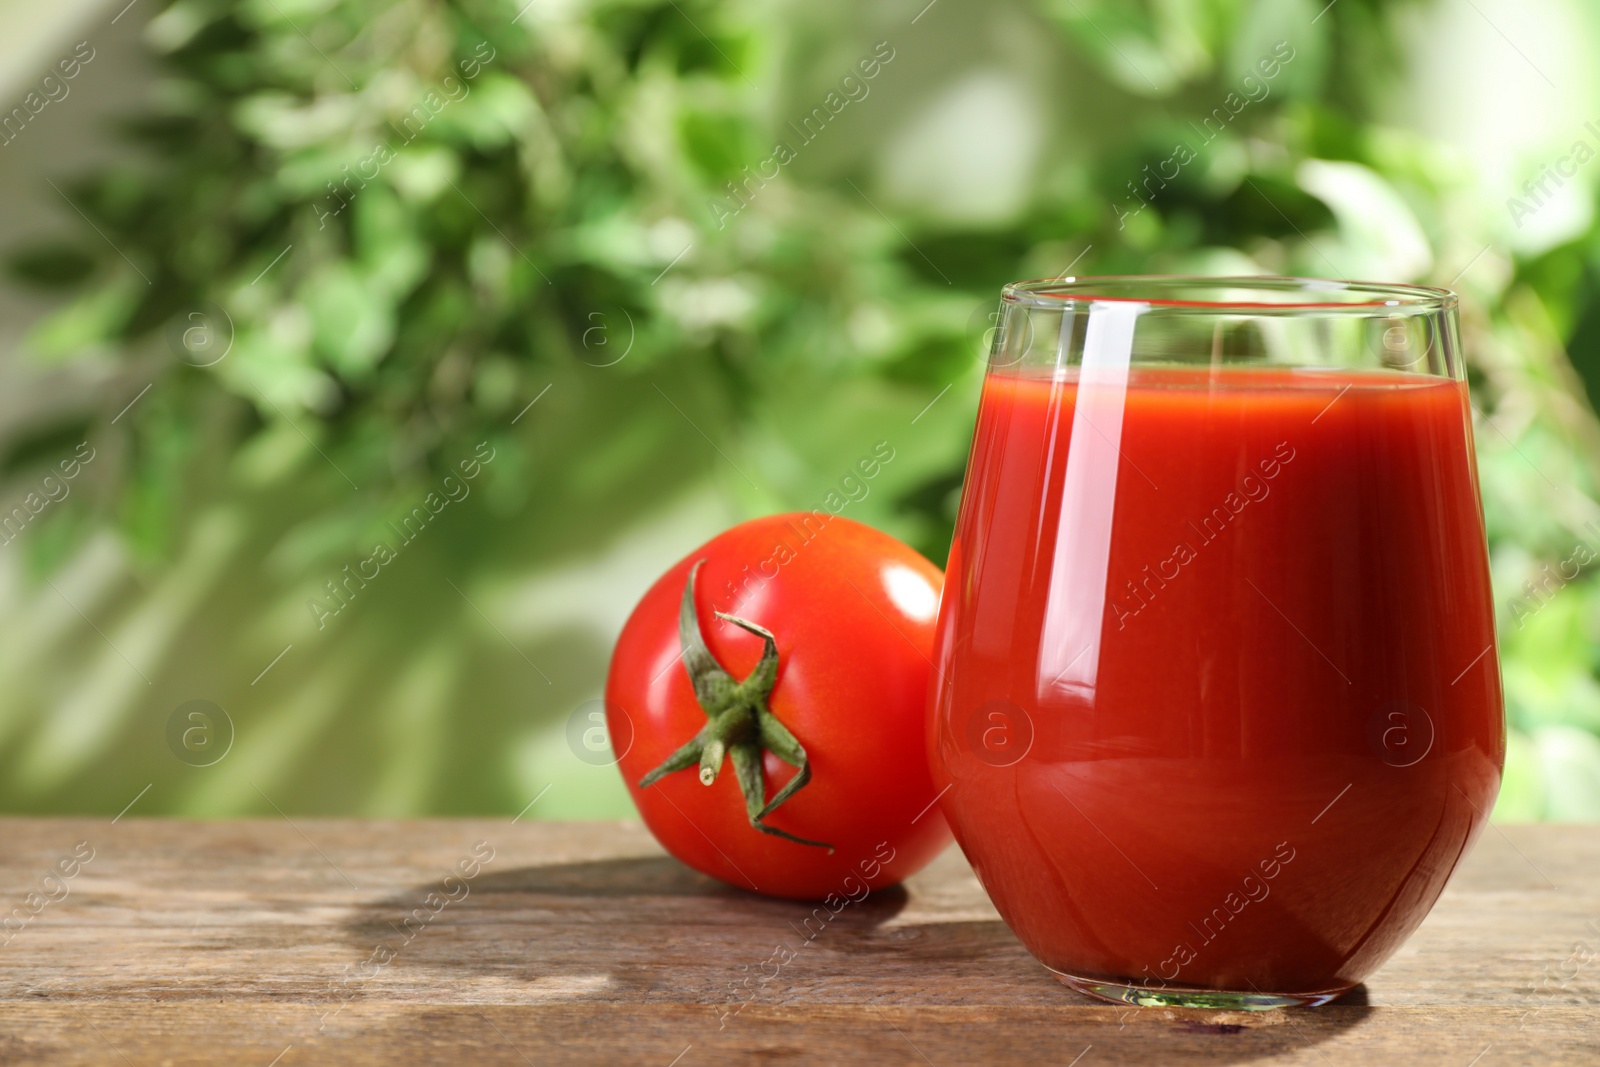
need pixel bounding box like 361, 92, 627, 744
636, 560, 835, 853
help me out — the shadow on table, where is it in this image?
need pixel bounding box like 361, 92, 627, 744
342, 855, 910, 988
339, 856, 1372, 1062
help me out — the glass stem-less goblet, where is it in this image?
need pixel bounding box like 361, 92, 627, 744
929, 277, 1503, 1009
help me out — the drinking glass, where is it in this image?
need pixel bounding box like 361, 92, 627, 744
928, 276, 1504, 1009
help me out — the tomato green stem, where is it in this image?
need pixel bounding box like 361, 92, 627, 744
730, 742, 831, 850
636, 560, 833, 852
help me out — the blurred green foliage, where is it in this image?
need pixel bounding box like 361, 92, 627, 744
4, 0, 1600, 818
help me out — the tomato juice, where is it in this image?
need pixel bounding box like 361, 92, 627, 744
930, 364, 1504, 1000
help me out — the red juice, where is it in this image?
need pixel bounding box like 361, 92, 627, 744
929, 365, 1504, 999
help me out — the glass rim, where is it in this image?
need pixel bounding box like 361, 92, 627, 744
1001, 275, 1457, 317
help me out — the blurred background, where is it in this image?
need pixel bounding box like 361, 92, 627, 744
0, 0, 1597, 820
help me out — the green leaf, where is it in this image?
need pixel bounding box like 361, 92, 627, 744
1535, 726, 1600, 822
1493, 729, 1546, 821
305, 263, 394, 378
6, 244, 97, 289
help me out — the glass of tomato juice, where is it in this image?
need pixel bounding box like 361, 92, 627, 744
928, 276, 1504, 1009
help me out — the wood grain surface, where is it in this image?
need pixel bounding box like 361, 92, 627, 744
0, 818, 1595, 1065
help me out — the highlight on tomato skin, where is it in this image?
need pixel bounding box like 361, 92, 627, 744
605, 512, 953, 901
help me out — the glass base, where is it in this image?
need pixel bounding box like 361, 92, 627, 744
1048, 968, 1348, 1010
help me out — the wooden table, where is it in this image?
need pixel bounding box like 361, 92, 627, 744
0, 819, 1595, 1065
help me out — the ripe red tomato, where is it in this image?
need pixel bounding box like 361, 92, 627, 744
606, 513, 951, 900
